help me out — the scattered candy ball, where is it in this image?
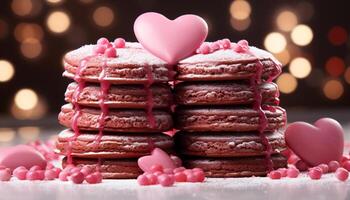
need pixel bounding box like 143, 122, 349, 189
174, 172, 187, 182
268, 170, 282, 179
0, 169, 11, 181
114, 38, 126, 48
97, 37, 109, 45
277, 168, 288, 177
85, 172, 102, 184
328, 160, 340, 172
221, 38, 231, 49
146, 173, 158, 185
13, 168, 28, 180
308, 167, 322, 180
93, 45, 107, 55
341, 161, 350, 171
29, 165, 42, 172
193, 170, 205, 182
150, 164, 163, 173
26, 171, 40, 181
58, 171, 69, 181
318, 164, 329, 173
45, 169, 57, 180
36, 170, 45, 180
158, 174, 175, 187
71, 172, 85, 184
198, 43, 210, 54
137, 174, 149, 186
209, 42, 220, 52
335, 167, 349, 182
287, 167, 299, 178
104, 47, 117, 58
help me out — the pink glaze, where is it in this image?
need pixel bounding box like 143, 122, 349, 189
0, 145, 46, 170
134, 12, 208, 64
335, 168, 349, 181
158, 174, 175, 187
71, 172, 85, 184
329, 161, 340, 172
0, 169, 11, 181
308, 167, 322, 180
285, 118, 344, 166
287, 168, 299, 178
174, 172, 187, 182
114, 38, 126, 48
137, 174, 149, 186
138, 148, 176, 173
268, 171, 282, 179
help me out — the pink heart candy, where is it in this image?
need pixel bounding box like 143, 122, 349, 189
285, 118, 344, 166
0, 145, 47, 170
138, 148, 176, 173
134, 12, 208, 64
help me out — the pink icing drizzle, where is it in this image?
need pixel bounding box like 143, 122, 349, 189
144, 65, 156, 129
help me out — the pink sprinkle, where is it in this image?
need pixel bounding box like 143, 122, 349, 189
342, 161, 350, 171
173, 167, 186, 174
59, 172, 69, 181
158, 174, 175, 187
104, 47, 117, 58
71, 172, 85, 184
198, 43, 210, 54
335, 168, 349, 182
170, 155, 182, 167
93, 45, 107, 55
97, 37, 109, 45
137, 174, 149, 186
146, 173, 158, 185
193, 170, 205, 182
150, 164, 163, 173
287, 167, 299, 178
268, 171, 282, 179
45, 169, 57, 180
328, 161, 340, 172
0, 169, 11, 181
114, 38, 126, 48
318, 164, 329, 173
295, 160, 309, 171
30, 165, 42, 171
221, 38, 231, 49
14, 168, 28, 180
174, 172, 187, 182
277, 168, 288, 177
308, 167, 322, 180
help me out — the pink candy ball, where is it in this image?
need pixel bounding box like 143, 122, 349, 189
308, 167, 322, 180
153, 171, 163, 176
137, 174, 149, 186
81, 166, 93, 176
46, 163, 55, 170
71, 172, 85, 184
150, 164, 163, 173
70, 167, 81, 175
92, 172, 102, 183
85, 172, 102, 184
268, 171, 282, 179
221, 38, 231, 49
335, 168, 349, 182
45, 169, 57, 180
14, 168, 28, 180
158, 174, 175, 187
342, 161, 350, 171
318, 164, 329, 173
193, 170, 205, 182
30, 165, 42, 172
97, 37, 109, 45
287, 167, 299, 178
174, 172, 187, 182
173, 167, 186, 174
37, 170, 45, 180
277, 168, 288, 177
210, 42, 220, 52
186, 172, 197, 182
146, 173, 158, 185
198, 44, 210, 54
104, 47, 117, 58
114, 38, 126, 48
59, 172, 69, 181
93, 45, 107, 55
163, 168, 173, 175
26, 171, 40, 181
329, 161, 340, 172
0, 169, 11, 181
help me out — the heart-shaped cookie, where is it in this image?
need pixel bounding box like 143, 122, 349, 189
134, 12, 208, 64
285, 118, 344, 166
138, 148, 176, 172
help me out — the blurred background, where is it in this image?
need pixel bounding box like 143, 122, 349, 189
0, 0, 349, 145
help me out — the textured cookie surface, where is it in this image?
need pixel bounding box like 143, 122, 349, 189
176, 130, 286, 157
56, 129, 174, 158
58, 104, 173, 132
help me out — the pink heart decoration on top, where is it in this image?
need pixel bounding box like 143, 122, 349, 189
285, 118, 344, 166
134, 12, 208, 64
0, 145, 47, 170
138, 148, 176, 172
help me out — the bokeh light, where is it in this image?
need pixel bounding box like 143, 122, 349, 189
276, 73, 298, 94
229, 0, 251, 20
0, 128, 16, 143
230, 17, 251, 31
276, 10, 298, 32
20, 38, 42, 59
325, 56, 345, 77
0, 19, 9, 39
0, 60, 15, 82
11, 0, 33, 16
14, 23, 44, 42
93, 6, 115, 27
11, 94, 47, 120
323, 79, 344, 100
46, 0, 64, 4
328, 26, 348, 46
18, 126, 40, 141
291, 24, 313, 46
344, 67, 350, 85
273, 49, 291, 66
289, 57, 312, 79
264, 32, 287, 53
14, 88, 38, 110
46, 11, 71, 33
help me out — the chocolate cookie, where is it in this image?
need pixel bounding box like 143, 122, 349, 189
62, 157, 142, 179
175, 82, 279, 106
175, 131, 286, 157
56, 129, 174, 158
58, 104, 173, 132
65, 82, 172, 109
177, 46, 282, 81
175, 107, 285, 132
182, 155, 287, 177
63, 43, 173, 84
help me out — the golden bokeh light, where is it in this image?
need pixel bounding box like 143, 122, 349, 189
0, 128, 16, 142
264, 32, 287, 53
229, 0, 251, 20
345, 67, 350, 85
276, 73, 298, 94
18, 126, 40, 141
289, 57, 312, 79
20, 38, 42, 59
276, 10, 298, 32
11, 96, 47, 120
14, 88, 39, 110
14, 23, 44, 42
291, 24, 313, 46
0, 60, 15, 82
46, 11, 71, 33
93, 6, 115, 27
230, 17, 251, 31
11, 0, 33, 16
46, 0, 64, 4
323, 79, 344, 100
273, 49, 291, 66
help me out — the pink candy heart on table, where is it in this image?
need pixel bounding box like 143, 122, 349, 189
0, 145, 47, 170
285, 118, 344, 166
134, 12, 208, 64
138, 148, 176, 173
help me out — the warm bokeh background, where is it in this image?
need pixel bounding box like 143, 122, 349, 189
0, 0, 349, 143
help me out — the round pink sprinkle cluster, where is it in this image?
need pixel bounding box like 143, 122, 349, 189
196, 39, 250, 54
92, 37, 126, 58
